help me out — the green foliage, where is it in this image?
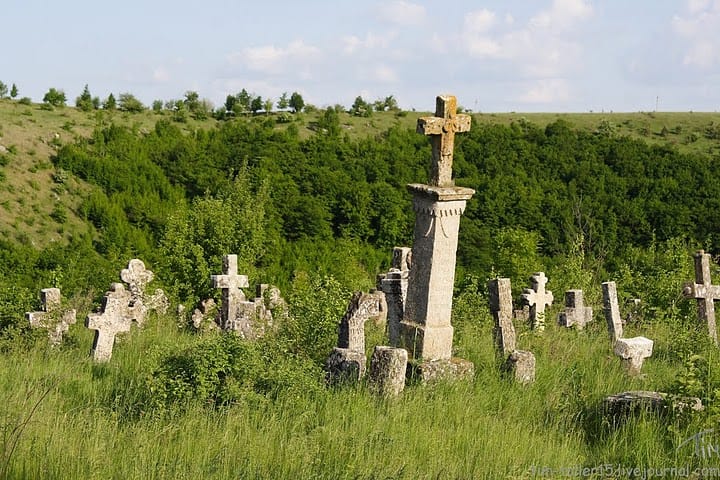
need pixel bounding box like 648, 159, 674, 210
159, 173, 269, 305
118, 93, 144, 112
75, 84, 95, 112
350, 95, 373, 117
281, 272, 350, 365
9, 83, 18, 99
289, 91, 304, 113
42, 88, 66, 107
147, 333, 322, 410
0, 81, 7, 99
276, 92, 289, 110
18, 97, 31, 106
103, 93, 116, 110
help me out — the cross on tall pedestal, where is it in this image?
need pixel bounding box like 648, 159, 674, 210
417, 95, 471, 187
683, 250, 720, 344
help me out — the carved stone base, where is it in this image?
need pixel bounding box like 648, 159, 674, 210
325, 348, 366, 385
400, 321, 453, 361
408, 357, 474, 383
502, 350, 536, 385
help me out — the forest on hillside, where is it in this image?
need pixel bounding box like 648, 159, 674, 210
2, 110, 720, 330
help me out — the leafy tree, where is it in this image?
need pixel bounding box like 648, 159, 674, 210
10, 83, 18, 99
103, 93, 116, 110
350, 96, 372, 117
277, 92, 289, 110
152, 100, 164, 113
92, 96, 100, 109
75, 84, 94, 112
263, 98, 273, 115
184, 91, 200, 111
384, 95, 399, 111
289, 92, 304, 113
234, 89, 251, 115
118, 92, 145, 112
0, 81, 7, 99
250, 95, 263, 114
43, 87, 66, 107
224, 94, 237, 113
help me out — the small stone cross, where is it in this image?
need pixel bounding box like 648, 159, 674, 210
521, 272, 554, 331
558, 290, 593, 330
417, 95, 471, 187
85, 283, 138, 362
26, 287, 77, 345
683, 250, 720, 344
211, 254, 249, 330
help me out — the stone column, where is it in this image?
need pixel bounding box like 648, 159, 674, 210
381, 247, 411, 346
400, 184, 474, 361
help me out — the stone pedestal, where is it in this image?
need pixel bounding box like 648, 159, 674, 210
400, 184, 474, 361
369, 346, 408, 396
409, 357, 475, 383
325, 348, 366, 385
381, 247, 411, 347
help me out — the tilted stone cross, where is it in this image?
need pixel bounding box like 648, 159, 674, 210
417, 95, 471, 187
85, 283, 138, 362
489, 278, 516, 355
602, 281, 623, 343
211, 254, 249, 331
683, 250, 720, 344
521, 272, 554, 331
26, 287, 77, 345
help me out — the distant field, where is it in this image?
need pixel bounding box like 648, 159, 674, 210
1, 98, 719, 249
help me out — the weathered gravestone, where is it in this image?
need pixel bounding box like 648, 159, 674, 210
521, 272, 554, 332
326, 291, 385, 384
26, 288, 77, 345
602, 281, 653, 375
558, 289, 593, 329
602, 281, 623, 343
120, 259, 168, 326
85, 283, 139, 362
683, 250, 720, 344
368, 346, 408, 397
489, 278, 536, 384
399, 94, 474, 381
380, 246, 411, 346
211, 254, 249, 331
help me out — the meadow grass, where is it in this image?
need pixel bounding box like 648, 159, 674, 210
1, 300, 715, 479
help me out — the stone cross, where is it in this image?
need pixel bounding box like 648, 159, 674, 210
417, 95, 471, 187
337, 291, 384, 354
489, 278, 516, 356
614, 337, 654, 375
683, 250, 720, 344
381, 246, 411, 346
558, 290, 593, 330
602, 281, 623, 343
26, 288, 77, 345
85, 283, 138, 362
121, 259, 154, 302
211, 254, 249, 331
521, 272, 554, 331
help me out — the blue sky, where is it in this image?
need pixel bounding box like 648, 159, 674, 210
2, 0, 719, 112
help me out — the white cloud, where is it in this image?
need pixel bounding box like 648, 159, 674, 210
227, 40, 320, 74
377, 1, 426, 26
464, 9, 497, 33
372, 64, 399, 83
518, 79, 571, 103
672, 1, 720, 68
152, 67, 170, 83
342, 32, 397, 55
529, 0, 593, 31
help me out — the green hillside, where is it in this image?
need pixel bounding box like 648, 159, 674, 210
3, 97, 720, 477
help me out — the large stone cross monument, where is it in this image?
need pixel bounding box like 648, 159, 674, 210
400, 95, 475, 377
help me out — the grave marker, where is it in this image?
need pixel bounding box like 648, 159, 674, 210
488, 278, 516, 355
683, 250, 720, 344
26, 288, 76, 345
558, 289, 593, 329
380, 246, 411, 346
211, 254, 249, 331
521, 272, 554, 331
602, 281, 623, 342
85, 283, 139, 362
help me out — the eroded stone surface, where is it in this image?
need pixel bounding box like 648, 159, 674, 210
211, 254, 249, 330
369, 346, 408, 397
489, 278, 516, 356
502, 350, 536, 385
26, 287, 77, 345
337, 291, 385, 353
325, 348, 367, 385
381, 247, 411, 347
602, 281, 623, 343
119, 259, 168, 326
85, 283, 139, 362
603, 391, 702, 418
191, 298, 218, 331
614, 336, 653, 375
558, 289, 593, 329
410, 357, 475, 383
683, 250, 720, 344
521, 272, 554, 331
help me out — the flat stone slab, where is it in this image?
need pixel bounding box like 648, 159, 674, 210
603, 391, 702, 417
614, 336, 653, 375
408, 357, 474, 383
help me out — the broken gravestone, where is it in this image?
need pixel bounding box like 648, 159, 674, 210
602, 281, 654, 375
489, 278, 536, 385
521, 272, 554, 331
26, 287, 76, 345
558, 289, 593, 329
380, 246, 411, 347
368, 346, 408, 397
120, 259, 168, 326
85, 283, 140, 362
326, 291, 385, 384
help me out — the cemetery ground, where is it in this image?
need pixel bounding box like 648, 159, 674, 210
3, 272, 720, 478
